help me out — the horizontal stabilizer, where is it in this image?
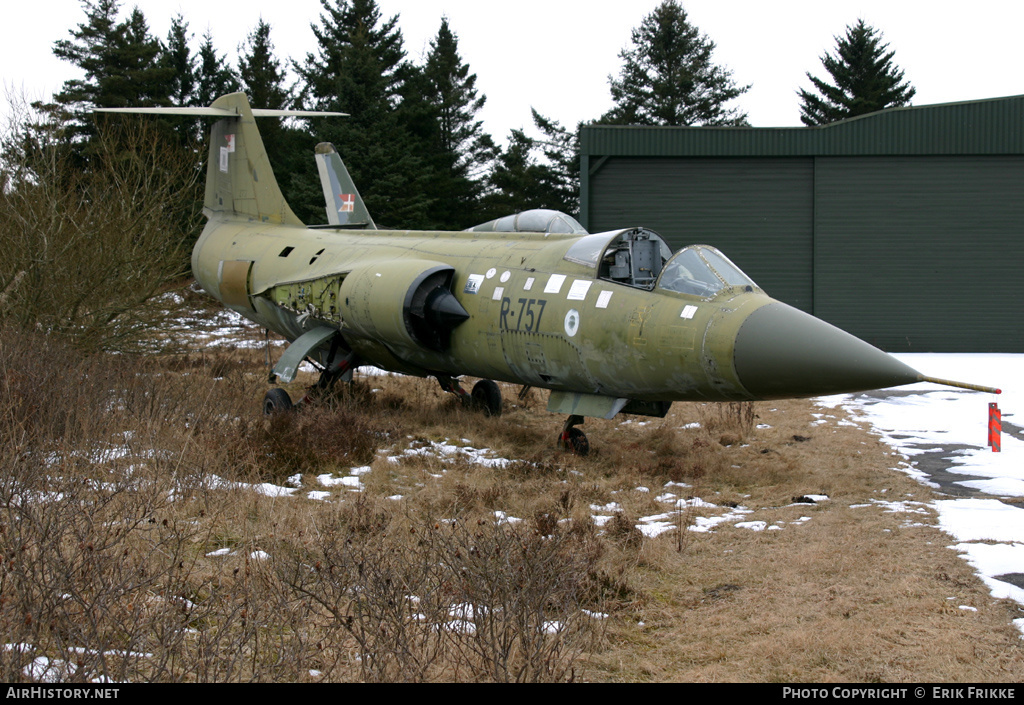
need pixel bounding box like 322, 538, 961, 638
95, 106, 347, 118
95, 93, 349, 227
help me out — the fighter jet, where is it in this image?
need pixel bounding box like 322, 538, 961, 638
99, 93, 999, 454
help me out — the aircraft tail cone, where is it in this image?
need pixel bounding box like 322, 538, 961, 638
733, 302, 920, 399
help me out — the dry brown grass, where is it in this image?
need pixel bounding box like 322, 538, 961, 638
1, 319, 1022, 682
584, 401, 1024, 682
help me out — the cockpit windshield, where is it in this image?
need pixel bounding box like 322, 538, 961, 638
656, 245, 758, 298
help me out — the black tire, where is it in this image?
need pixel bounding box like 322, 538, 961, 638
263, 387, 293, 415
471, 379, 502, 417
559, 427, 590, 456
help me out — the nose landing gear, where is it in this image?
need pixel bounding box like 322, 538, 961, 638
558, 414, 589, 456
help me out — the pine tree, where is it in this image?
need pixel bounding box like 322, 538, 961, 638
417, 17, 496, 229
798, 19, 916, 126
603, 0, 748, 126
481, 120, 580, 220
238, 18, 308, 213
530, 110, 579, 217
194, 31, 239, 106
163, 15, 195, 107
423, 19, 492, 176
482, 129, 550, 218
28, 1, 202, 278
52, 0, 172, 112
157, 14, 201, 145
295, 0, 429, 227
45, 0, 178, 164
115, 8, 174, 105
296, 0, 404, 114
238, 19, 290, 112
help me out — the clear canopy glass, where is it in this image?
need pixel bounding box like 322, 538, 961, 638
656, 245, 758, 297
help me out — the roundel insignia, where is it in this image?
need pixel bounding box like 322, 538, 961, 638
564, 309, 580, 337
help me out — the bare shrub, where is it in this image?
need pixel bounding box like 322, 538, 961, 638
0, 98, 201, 353
0, 326, 306, 682
698, 401, 756, 440
0, 460, 206, 682
277, 502, 605, 682
604, 513, 643, 549
237, 398, 401, 478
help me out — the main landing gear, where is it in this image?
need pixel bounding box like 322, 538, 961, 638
263, 387, 293, 414
437, 375, 503, 417
263, 336, 356, 415
557, 414, 589, 456
436, 377, 590, 455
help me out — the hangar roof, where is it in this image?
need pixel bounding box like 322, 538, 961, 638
580, 95, 1024, 157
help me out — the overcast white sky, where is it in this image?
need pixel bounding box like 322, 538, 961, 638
4, 0, 1024, 140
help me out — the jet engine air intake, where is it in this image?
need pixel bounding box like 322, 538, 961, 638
339, 261, 468, 354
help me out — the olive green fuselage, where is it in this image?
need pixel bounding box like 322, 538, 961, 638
193, 217, 770, 403
109, 92, 929, 418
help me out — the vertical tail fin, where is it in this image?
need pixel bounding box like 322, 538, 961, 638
315, 142, 376, 229
95, 93, 347, 227
205, 93, 302, 226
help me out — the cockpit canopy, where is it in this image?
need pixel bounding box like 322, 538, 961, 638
466, 209, 588, 235
657, 245, 758, 297
564, 228, 671, 288
562, 227, 758, 297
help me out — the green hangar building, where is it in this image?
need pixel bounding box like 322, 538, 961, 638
578, 95, 1024, 352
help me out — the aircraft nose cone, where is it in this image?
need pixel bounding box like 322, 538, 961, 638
733, 302, 920, 399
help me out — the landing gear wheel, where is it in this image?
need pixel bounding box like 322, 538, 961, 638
559, 427, 590, 456
263, 388, 293, 415
471, 379, 502, 417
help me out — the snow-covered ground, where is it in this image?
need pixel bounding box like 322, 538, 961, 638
818, 353, 1024, 616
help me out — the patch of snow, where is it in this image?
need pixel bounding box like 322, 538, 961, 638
817, 353, 1024, 616
637, 521, 675, 537
735, 521, 768, 531
24, 656, 76, 682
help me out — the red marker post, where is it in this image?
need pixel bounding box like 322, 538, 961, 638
988, 402, 1002, 452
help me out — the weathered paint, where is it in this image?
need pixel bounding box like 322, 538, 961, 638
188, 93, 930, 420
